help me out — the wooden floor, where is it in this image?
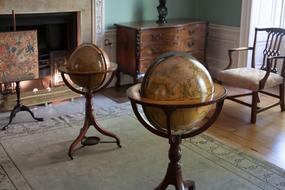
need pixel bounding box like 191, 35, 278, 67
207, 86, 285, 170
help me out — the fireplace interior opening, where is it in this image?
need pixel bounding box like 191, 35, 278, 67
0, 12, 78, 93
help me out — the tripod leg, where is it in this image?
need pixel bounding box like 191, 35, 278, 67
154, 179, 169, 190
2, 81, 43, 130
154, 135, 195, 190
68, 118, 90, 159
90, 115, 121, 148
154, 170, 195, 190
175, 183, 184, 190
1, 105, 21, 130
184, 180, 195, 190
21, 105, 43, 121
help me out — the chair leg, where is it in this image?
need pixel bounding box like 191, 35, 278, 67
257, 94, 260, 103
251, 92, 258, 123
280, 84, 285, 111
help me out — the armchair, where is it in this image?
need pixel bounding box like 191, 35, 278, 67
217, 28, 285, 123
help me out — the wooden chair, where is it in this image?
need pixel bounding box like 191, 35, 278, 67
217, 28, 285, 123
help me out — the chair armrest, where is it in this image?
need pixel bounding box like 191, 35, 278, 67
228, 47, 254, 53
225, 47, 253, 70
259, 56, 285, 89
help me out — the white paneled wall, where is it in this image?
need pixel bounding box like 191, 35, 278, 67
102, 24, 241, 84
206, 24, 240, 77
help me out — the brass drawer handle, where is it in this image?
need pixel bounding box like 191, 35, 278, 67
151, 33, 162, 40
188, 41, 195, 48
150, 47, 160, 54
188, 29, 196, 35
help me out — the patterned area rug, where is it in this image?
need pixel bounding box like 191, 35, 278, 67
0, 102, 285, 190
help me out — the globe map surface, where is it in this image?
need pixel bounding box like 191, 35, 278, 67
67, 44, 112, 90
141, 52, 214, 131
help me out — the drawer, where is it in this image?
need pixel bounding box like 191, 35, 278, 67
179, 37, 206, 52
140, 28, 179, 46
139, 51, 206, 73
179, 23, 207, 39
140, 43, 179, 58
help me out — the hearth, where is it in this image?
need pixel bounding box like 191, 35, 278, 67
0, 12, 79, 93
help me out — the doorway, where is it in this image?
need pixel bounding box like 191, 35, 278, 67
239, 0, 285, 68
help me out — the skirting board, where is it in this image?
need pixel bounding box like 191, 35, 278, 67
101, 24, 241, 84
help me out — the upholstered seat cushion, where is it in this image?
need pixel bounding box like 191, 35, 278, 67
217, 68, 284, 91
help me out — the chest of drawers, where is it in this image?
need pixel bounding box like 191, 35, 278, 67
115, 19, 208, 86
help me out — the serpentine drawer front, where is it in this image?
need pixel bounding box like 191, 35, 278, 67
115, 19, 208, 85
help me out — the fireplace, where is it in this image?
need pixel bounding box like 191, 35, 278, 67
0, 0, 104, 110
0, 12, 79, 93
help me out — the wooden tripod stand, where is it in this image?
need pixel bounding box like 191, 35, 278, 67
68, 91, 121, 159
59, 57, 121, 159
2, 81, 43, 130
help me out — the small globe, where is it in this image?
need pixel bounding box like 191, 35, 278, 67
67, 43, 113, 90
141, 52, 214, 131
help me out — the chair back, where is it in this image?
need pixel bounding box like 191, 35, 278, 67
252, 28, 285, 72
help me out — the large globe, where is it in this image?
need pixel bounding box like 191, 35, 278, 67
67, 43, 114, 90
141, 52, 214, 131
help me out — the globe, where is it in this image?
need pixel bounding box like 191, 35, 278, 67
67, 43, 114, 90
59, 43, 121, 159
141, 52, 214, 131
